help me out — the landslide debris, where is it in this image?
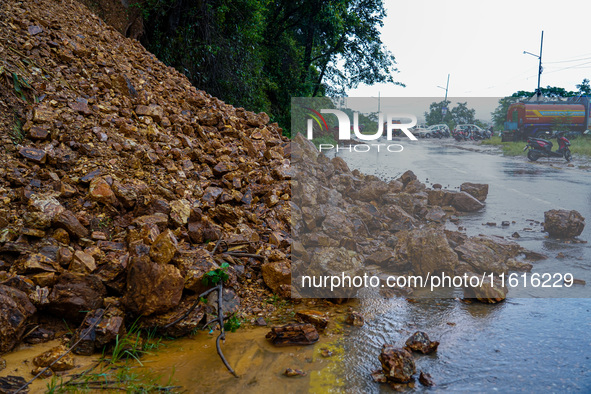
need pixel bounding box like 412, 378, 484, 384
0, 0, 290, 352
290, 134, 541, 299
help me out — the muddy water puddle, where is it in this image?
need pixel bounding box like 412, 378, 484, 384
141, 325, 348, 393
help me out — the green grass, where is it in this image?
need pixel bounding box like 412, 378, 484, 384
45, 323, 175, 393
481, 134, 591, 157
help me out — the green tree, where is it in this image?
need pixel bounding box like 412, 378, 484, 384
576, 78, 591, 95
137, 0, 400, 135
424, 100, 453, 127
450, 102, 475, 125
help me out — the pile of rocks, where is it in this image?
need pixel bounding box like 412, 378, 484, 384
0, 0, 290, 353
291, 134, 539, 299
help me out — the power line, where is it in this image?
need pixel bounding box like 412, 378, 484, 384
545, 55, 591, 64
544, 60, 591, 75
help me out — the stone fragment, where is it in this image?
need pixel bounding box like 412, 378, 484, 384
543, 209, 585, 238
460, 182, 489, 202
33, 344, 74, 372
89, 177, 117, 205
284, 368, 306, 377
54, 210, 89, 238
261, 260, 291, 294
404, 331, 439, 354
124, 257, 184, 316
345, 312, 364, 327
463, 273, 507, 303
47, 273, 106, 322
69, 250, 96, 273
149, 229, 178, 265
265, 323, 319, 346
0, 285, 37, 352
295, 310, 329, 330
379, 345, 416, 383
19, 146, 46, 163
419, 371, 435, 387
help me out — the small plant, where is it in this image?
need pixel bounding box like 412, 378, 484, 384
202, 262, 230, 285
9, 111, 24, 145
98, 216, 113, 229
224, 314, 242, 333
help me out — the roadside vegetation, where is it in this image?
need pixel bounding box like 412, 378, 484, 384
45, 326, 178, 393
137, 0, 400, 135
481, 134, 591, 157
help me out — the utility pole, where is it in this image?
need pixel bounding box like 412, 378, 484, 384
524, 31, 544, 101
438, 74, 450, 120
378, 91, 380, 113
537, 31, 543, 99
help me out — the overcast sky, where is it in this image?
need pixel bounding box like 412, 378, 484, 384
348, 0, 591, 103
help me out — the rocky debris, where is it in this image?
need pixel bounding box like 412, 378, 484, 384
345, 312, 364, 327
72, 308, 126, 355
404, 331, 439, 354
544, 210, 585, 238
261, 260, 291, 296
33, 344, 75, 372
0, 357, 5, 372
123, 257, 184, 316
23, 327, 55, 344
0, 376, 29, 393
427, 189, 485, 212
0, 0, 293, 352
396, 228, 458, 277
419, 371, 435, 387
463, 273, 507, 303
47, 272, 106, 322
284, 368, 306, 377
460, 182, 488, 202
295, 310, 329, 330
140, 296, 205, 337
265, 323, 319, 346
378, 345, 416, 383
290, 137, 540, 300
0, 285, 37, 353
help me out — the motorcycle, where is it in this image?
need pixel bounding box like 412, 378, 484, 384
523, 133, 572, 162
430, 129, 444, 139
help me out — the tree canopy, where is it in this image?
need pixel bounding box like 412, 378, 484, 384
424, 101, 475, 128
138, 0, 400, 135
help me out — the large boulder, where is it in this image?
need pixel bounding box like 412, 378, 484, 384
262, 260, 291, 295
124, 257, 184, 316
47, 272, 106, 322
543, 210, 585, 238
451, 191, 485, 212
0, 285, 37, 352
427, 190, 485, 212
460, 182, 489, 202
454, 240, 508, 274
379, 345, 416, 383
